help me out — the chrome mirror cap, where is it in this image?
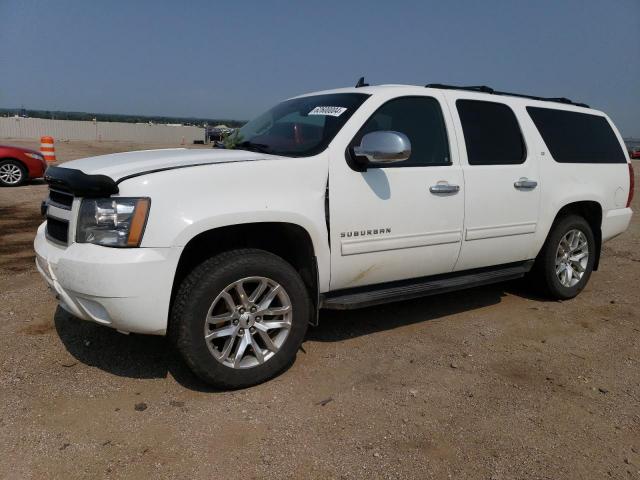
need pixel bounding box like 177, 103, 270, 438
353, 131, 411, 164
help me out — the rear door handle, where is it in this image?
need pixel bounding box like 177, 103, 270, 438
429, 182, 460, 194
514, 177, 538, 190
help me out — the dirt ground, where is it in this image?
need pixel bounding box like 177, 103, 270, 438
0, 139, 638, 479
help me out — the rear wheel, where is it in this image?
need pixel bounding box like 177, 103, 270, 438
534, 215, 595, 299
0, 160, 26, 186
171, 249, 311, 389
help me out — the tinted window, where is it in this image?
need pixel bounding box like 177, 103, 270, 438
456, 100, 526, 165
353, 96, 450, 167
527, 107, 626, 163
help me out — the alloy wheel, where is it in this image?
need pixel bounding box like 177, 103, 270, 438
555, 229, 589, 288
0, 163, 23, 185
203, 276, 292, 369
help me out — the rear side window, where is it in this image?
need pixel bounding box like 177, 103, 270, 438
527, 107, 626, 164
456, 100, 526, 165
352, 96, 450, 167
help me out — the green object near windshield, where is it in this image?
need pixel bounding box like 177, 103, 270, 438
232, 93, 369, 157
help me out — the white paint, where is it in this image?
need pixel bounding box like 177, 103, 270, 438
62, 148, 270, 180
341, 230, 462, 256
327, 88, 465, 288
33, 83, 633, 336
465, 222, 538, 241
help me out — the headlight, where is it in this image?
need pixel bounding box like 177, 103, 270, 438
76, 197, 150, 247
24, 152, 44, 161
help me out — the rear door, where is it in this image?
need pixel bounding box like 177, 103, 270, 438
448, 96, 541, 270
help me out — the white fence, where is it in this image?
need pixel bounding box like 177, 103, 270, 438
0, 117, 205, 144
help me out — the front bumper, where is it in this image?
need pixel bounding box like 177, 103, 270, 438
34, 223, 182, 335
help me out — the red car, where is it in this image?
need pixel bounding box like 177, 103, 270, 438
626, 141, 640, 159
0, 145, 48, 186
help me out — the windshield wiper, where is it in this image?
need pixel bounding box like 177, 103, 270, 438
236, 141, 271, 154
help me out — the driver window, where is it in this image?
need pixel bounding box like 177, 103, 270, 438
354, 96, 451, 167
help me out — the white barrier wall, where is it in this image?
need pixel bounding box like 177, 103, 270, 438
0, 117, 205, 144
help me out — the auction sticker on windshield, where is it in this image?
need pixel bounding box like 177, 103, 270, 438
308, 106, 348, 117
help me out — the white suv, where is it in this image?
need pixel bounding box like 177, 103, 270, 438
35, 82, 634, 388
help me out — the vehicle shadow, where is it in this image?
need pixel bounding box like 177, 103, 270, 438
54, 307, 171, 380
53, 279, 550, 392
54, 307, 280, 393
307, 279, 546, 342
54, 306, 256, 392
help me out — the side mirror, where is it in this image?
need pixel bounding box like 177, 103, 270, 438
353, 131, 411, 165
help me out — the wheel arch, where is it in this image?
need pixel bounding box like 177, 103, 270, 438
547, 200, 603, 270
0, 157, 27, 170
170, 222, 320, 325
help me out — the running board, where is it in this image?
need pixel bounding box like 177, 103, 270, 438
321, 261, 534, 310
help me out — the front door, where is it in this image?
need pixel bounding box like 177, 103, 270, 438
328, 93, 465, 290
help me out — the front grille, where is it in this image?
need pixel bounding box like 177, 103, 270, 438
45, 186, 73, 246
48, 188, 74, 209
46, 217, 69, 244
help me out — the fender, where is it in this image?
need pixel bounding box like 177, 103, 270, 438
117, 157, 332, 292
174, 212, 331, 292
533, 191, 606, 259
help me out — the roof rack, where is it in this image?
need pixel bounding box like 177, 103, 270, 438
424, 83, 589, 108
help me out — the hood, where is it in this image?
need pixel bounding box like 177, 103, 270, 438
61, 148, 271, 181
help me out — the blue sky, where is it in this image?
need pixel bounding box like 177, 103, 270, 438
1, 0, 639, 136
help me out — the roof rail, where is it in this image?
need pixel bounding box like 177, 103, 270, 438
426, 84, 495, 94
424, 83, 589, 108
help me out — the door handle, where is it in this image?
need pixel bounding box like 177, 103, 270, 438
514, 177, 538, 190
429, 182, 460, 194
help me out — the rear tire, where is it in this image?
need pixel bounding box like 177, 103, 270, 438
533, 215, 595, 300
0, 160, 27, 187
171, 249, 311, 389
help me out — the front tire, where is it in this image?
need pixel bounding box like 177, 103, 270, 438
171, 249, 311, 389
0, 160, 27, 187
534, 215, 595, 300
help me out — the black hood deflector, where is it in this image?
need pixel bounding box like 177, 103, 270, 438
44, 166, 119, 197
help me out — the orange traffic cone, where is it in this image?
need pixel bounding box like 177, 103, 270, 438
40, 136, 56, 162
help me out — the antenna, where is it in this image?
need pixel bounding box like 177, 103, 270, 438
355, 76, 369, 88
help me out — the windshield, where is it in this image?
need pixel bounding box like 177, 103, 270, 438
232, 93, 369, 157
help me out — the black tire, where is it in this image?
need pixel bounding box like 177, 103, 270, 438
0, 159, 27, 187
171, 249, 311, 389
533, 215, 596, 300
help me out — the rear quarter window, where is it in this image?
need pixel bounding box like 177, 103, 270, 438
527, 107, 626, 164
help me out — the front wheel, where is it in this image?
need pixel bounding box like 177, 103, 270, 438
171, 249, 311, 389
534, 215, 596, 300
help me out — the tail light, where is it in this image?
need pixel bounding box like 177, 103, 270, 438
627, 162, 635, 208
